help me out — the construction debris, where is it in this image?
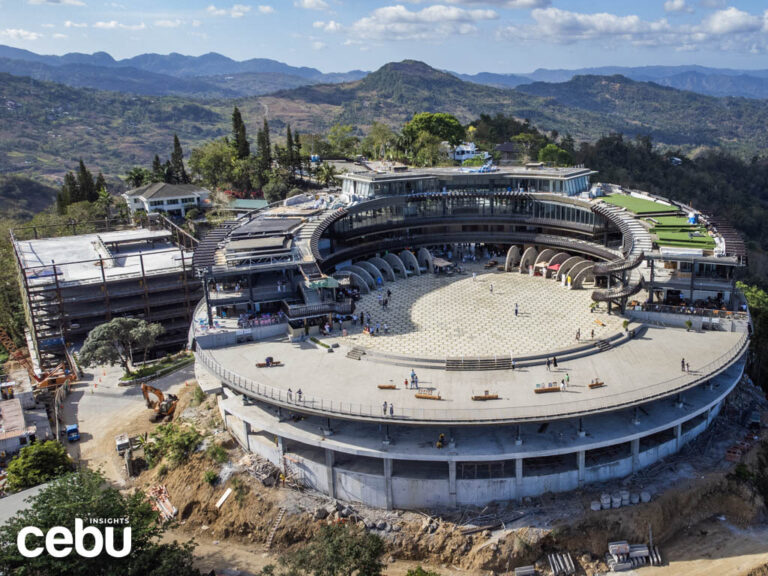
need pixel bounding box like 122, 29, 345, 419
215, 488, 232, 509
148, 485, 177, 522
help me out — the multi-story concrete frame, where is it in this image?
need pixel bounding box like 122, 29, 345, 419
11, 216, 200, 368
193, 167, 749, 510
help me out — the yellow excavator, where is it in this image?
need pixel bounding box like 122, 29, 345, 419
0, 327, 76, 392
141, 383, 179, 422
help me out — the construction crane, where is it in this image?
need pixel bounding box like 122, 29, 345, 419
0, 327, 75, 392
141, 383, 178, 422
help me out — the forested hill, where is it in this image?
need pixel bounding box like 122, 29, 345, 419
515, 74, 768, 153
6, 61, 768, 192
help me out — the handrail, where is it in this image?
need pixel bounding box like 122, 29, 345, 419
281, 299, 354, 318
593, 251, 645, 275
195, 331, 748, 425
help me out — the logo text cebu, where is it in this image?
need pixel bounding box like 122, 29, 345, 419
17, 519, 131, 558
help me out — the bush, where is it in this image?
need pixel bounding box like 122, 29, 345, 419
143, 423, 202, 469
203, 470, 219, 485
206, 443, 228, 464
192, 385, 206, 406
157, 463, 168, 478
6, 440, 73, 491
406, 568, 442, 576
230, 475, 249, 505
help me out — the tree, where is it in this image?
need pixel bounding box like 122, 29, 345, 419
232, 106, 250, 160
413, 131, 443, 167
256, 119, 272, 184
151, 155, 165, 183
78, 318, 164, 375
126, 167, 152, 189
538, 143, 572, 166
6, 441, 73, 491
315, 162, 339, 187
0, 469, 202, 576
361, 122, 395, 160
76, 159, 98, 202
263, 169, 290, 203
170, 134, 190, 185
327, 124, 358, 158
189, 139, 236, 189
281, 524, 384, 576
402, 113, 465, 148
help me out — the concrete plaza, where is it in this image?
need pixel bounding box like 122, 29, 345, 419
329, 265, 624, 359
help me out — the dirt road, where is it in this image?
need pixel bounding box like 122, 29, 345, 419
641, 518, 768, 576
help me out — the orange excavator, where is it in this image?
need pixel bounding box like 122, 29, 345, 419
141, 382, 179, 422
0, 327, 76, 392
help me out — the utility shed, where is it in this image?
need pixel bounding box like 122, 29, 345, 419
0, 398, 36, 456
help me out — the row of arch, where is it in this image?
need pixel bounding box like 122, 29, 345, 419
333, 249, 430, 294
505, 245, 596, 289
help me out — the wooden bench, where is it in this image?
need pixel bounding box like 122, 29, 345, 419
534, 383, 561, 394
588, 380, 605, 389
415, 392, 442, 400
377, 384, 397, 390
256, 361, 282, 368
472, 391, 500, 401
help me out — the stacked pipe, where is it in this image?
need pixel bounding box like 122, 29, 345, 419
546, 552, 576, 575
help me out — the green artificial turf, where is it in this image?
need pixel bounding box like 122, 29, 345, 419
603, 194, 677, 214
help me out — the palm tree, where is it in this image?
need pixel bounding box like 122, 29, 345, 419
316, 162, 339, 187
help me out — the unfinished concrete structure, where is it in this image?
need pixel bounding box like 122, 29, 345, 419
12, 216, 200, 368
192, 167, 750, 509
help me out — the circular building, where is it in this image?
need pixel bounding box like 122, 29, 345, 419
191, 167, 749, 510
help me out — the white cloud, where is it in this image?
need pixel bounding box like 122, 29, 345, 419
93, 20, 146, 30
349, 4, 498, 41
28, 0, 86, 5
53, 32, 67, 38
0, 28, 43, 40
700, 7, 761, 35
699, 0, 725, 8
497, 6, 768, 54
294, 0, 329, 10
206, 4, 251, 18
313, 19, 342, 32
664, 0, 693, 13
407, 0, 548, 6
312, 40, 326, 49
64, 20, 88, 27
41, 23, 56, 28
257, 5, 274, 13
155, 19, 183, 28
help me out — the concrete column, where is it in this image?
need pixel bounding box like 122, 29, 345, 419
631, 438, 640, 473
383, 458, 393, 510
244, 421, 252, 452
448, 461, 457, 507
675, 423, 682, 451
515, 458, 523, 503
276, 435, 285, 470
325, 449, 336, 499
577, 450, 585, 486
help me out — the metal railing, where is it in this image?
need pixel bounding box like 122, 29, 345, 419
281, 299, 354, 318
195, 331, 748, 425
634, 303, 749, 320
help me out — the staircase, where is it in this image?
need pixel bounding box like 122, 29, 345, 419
595, 339, 612, 352
266, 507, 286, 550
192, 220, 240, 271
347, 346, 366, 360
446, 356, 513, 371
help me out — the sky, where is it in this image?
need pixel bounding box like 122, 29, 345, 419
3, 0, 768, 73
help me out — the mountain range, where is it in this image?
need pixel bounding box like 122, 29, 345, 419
5, 45, 768, 100
5, 58, 768, 203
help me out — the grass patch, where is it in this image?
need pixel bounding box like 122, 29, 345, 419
203, 470, 219, 485
653, 228, 715, 249
120, 352, 193, 381
603, 194, 677, 214
645, 215, 693, 227
143, 423, 202, 469
205, 443, 228, 464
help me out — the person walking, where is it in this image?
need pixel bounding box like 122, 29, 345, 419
404, 379, 408, 389
681, 357, 686, 372
591, 329, 594, 339
473, 272, 477, 282
686, 362, 690, 373
387, 289, 392, 299
515, 303, 519, 317
546, 357, 551, 371
389, 404, 394, 417
490, 283, 494, 294
297, 389, 302, 401
553, 356, 558, 369
382, 401, 387, 415
565, 372, 570, 385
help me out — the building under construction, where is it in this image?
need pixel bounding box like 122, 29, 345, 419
10, 216, 201, 369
